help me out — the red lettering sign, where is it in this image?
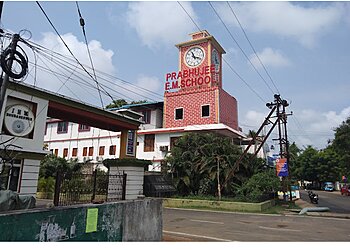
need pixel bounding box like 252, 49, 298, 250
164, 65, 219, 92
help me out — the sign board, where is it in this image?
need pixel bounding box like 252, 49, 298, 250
164, 64, 219, 92
276, 158, 288, 177
4, 104, 35, 137
126, 130, 136, 156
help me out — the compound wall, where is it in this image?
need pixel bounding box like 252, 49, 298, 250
0, 198, 162, 242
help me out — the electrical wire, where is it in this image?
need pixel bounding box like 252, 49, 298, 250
36, 1, 115, 103
22, 38, 164, 100
208, 1, 275, 95
75, 1, 104, 109
226, 2, 280, 95
177, 1, 268, 104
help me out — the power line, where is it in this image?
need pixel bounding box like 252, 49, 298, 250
177, 1, 267, 104
222, 57, 266, 103
36, 1, 115, 103
75, 1, 104, 108
177, 2, 201, 32
24, 38, 164, 101
29, 42, 161, 102
208, 1, 275, 95
226, 1, 280, 94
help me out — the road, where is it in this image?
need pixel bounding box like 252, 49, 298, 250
300, 190, 350, 213
163, 207, 350, 241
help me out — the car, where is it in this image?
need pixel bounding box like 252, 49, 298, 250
323, 182, 334, 191
340, 185, 350, 196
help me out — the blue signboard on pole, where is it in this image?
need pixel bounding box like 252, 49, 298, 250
276, 158, 288, 177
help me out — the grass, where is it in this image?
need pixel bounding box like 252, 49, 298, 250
166, 195, 301, 215
171, 195, 252, 203
262, 200, 301, 214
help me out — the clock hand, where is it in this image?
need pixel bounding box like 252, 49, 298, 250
191, 52, 196, 59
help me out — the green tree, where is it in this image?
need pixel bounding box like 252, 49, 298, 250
198, 133, 242, 199
316, 148, 341, 182
105, 99, 128, 109
164, 132, 264, 198
331, 116, 350, 179
288, 142, 301, 181
105, 99, 148, 109
39, 154, 83, 178
295, 146, 319, 183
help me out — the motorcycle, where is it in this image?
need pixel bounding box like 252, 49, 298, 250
308, 190, 319, 204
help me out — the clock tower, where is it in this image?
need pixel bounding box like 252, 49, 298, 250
164, 30, 238, 130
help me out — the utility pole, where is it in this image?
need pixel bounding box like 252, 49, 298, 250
222, 94, 292, 201
272, 94, 292, 201
0, 2, 4, 22
0, 33, 21, 117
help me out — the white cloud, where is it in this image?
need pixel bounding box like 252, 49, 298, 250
249, 48, 291, 69
36, 32, 115, 74
217, 2, 344, 47
23, 32, 117, 106
240, 106, 350, 150
242, 110, 267, 130
118, 75, 162, 101
135, 75, 161, 93
126, 2, 199, 49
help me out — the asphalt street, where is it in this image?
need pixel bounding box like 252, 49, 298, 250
300, 190, 350, 213
163, 207, 350, 241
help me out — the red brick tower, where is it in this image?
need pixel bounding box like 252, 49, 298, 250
164, 31, 238, 130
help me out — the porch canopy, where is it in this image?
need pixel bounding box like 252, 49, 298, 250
7, 81, 141, 132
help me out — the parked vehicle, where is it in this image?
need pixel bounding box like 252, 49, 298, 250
308, 190, 319, 204
323, 182, 334, 192
340, 185, 350, 196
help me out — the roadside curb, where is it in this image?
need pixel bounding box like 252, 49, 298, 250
305, 212, 350, 219
294, 196, 350, 219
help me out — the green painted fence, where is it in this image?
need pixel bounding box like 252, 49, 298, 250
0, 203, 123, 241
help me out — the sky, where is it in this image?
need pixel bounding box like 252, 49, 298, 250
1, 1, 350, 151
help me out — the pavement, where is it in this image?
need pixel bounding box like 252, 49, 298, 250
286, 197, 350, 219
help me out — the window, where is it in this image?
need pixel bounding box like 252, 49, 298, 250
99, 146, 105, 156
170, 136, 181, 150
144, 134, 155, 152
63, 148, 68, 157
57, 121, 68, 133
202, 105, 210, 117
88, 147, 94, 156
78, 124, 90, 132
83, 147, 88, 156
142, 110, 151, 124
54, 149, 59, 156
175, 108, 183, 120
109, 145, 116, 155
72, 148, 78, 157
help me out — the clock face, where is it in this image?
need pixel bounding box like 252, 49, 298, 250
212, 49, 220, 72
185, 47, 205, 67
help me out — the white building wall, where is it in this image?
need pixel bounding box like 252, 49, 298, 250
19, 159, 41, 196
109, 166, 144, 200
45, 123, 122, 162
137, 132, 183, 171
0, 89, 49, 154
139, 109, 162, 130
0, 89, 49, 196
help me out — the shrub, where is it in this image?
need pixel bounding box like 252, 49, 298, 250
37, 177, 55, 193
236, 169, 280, 202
